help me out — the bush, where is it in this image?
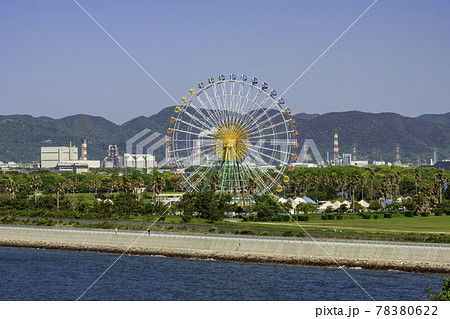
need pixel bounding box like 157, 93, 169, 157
384, 213, 392, 218
259, 231, 271, 236
279, 214, 290, 222
362, 214, 370, 219
435, 211, 443, 216
297, 215, 309, 221
296, 232, 305, 238
405, 211, 415, 217
282, 230, 294, 237
373, 214, 379, 220
421, 212, 430, 217
208, 228, 216, 233
336, 215, 344, 220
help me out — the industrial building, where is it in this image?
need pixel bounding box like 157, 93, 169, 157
124, 153, 156, 171
103, 145, 122, 168
40, 144, 79, 168
40, 140, 100, 171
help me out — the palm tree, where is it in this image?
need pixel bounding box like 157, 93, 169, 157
291, 177, 301, 197
134, 177, 145, 200
414, 168, 421, 194
358, 176, 367, 200
208, 174, 220, 192
367, 168, 376, 200
52, 182, 65, 210
435, 169, 447, 204
28, 175, 42, 203
3, 177, 19, 199
151, 175, 166, 203
349, 176, 359, 212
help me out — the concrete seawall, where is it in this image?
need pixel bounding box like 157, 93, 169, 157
1, 226, 450, 273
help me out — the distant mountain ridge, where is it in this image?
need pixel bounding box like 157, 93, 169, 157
0, 108, 448, 163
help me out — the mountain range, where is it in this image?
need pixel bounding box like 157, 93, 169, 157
1, 108, 449, 164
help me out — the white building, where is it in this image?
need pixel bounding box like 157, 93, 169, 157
41, 145, 78, 168
124, 154, 156, 171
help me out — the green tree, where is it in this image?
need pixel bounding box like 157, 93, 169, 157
52, 182, 65, 210
425, 277, 450, 301
28, 175, 42, 203
2, 177, 19, 199
414, 168, 421, 194
255, 195, 282, 221
435, 169, 447, 204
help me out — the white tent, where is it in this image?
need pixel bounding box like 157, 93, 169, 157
358, 199, 370, 211
331, 201, 341, 210
318, 201, 333, 211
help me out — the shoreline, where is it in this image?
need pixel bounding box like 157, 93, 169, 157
1, 238, 449, 274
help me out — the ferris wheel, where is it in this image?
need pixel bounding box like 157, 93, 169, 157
166, 74, 299, 196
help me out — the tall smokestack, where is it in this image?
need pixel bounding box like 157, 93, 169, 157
83, 139, 87, 160
353, 144, 356, 161
333, 131, 339, 161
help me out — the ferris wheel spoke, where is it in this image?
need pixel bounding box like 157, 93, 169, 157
202, 87, 226, 125
246, 144, 290, 166
180, 105, 216, 130
192, 96, 222, 128
211, 84, 228, 122
247, 120, 289, 137
173, 143, 215, 157
248, 111, 285, 131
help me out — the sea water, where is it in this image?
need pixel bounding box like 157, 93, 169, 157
0, 247, 445, 301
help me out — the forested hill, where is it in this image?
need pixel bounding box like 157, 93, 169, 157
0, 108, 448, 163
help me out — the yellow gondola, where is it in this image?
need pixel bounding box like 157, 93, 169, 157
283, 176, 290, 183
174, 106, 181, 113
189, 89, 195, 95
276, 185, 283, 192
181, 97, 188, 104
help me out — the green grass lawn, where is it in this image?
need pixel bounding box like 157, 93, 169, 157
267, 215, 450, 234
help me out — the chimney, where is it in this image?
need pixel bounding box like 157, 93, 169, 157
83, 139, 87, 160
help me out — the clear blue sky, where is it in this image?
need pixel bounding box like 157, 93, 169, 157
1, 0, 449, 124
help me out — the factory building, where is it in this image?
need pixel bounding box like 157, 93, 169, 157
124, 153, 156, 171
40, 140, 100, 170
40, 144, 79, 168
103, 145, 122, 168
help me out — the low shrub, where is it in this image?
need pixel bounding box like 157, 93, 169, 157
421, 212, 430, 217
336, 215, 344, 220
208, 228, 216, 233
282, 230, 294, 237
405, 211, 415, 217
297, 215, 309, 221
259, 231, 271, 236
362, 214, 370, 219
373, 214, 379, 220
384, 213, 392, 218
434, 211, 443, 216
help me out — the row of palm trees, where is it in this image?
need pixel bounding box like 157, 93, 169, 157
1, 173, 169, 209
284, 168, 447, 206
